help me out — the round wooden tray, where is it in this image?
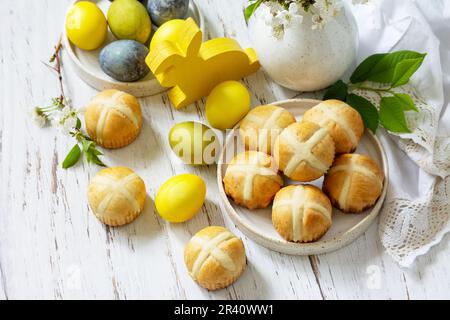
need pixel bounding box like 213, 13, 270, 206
63, 0, 205, 97
217, 99, 389, 255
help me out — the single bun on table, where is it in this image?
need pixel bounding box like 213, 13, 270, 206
87, 166, 146, 226
272, 185, 332, 243
302, 99, 364, 154
239, 105, 296, 155
323, 153, 384, 213
223, 151, 283, 209
184, 226, 246, 291
273, 121, 335, 182
85, 89, 142, 149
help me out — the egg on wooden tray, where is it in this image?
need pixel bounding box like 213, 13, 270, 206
108, 0, 152, 44
99, 40, 150, 82
65, 1, 107, 51
147, 0, 190, 27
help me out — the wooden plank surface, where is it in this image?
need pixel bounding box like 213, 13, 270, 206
0, 0, 449, 300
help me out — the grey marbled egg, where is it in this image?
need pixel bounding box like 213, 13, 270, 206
99, 40, 150, 82
147, 0, 190, 27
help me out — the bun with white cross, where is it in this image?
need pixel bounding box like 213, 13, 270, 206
85, 89, 142, 149
323, 154, 384, 213
273, 121, 335, 182
87, 166, 146, 226
184, 226, 246, 290
239, 105, 296, 155
223, 151, 283, 209
302, 100, 364, 154
272, 185, 332, 243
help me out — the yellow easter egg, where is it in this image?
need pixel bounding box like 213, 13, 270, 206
150, 19, 186, 51
205, 81, 251, 130
155, 174, 206, 223
66, 1, 107, 51
168, 121, 219, 165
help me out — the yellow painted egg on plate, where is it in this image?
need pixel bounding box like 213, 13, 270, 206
150, 19, 186, 51
168, 121, 219, 165
155, 174, 206, 223
205, 81, 251, 130
65, 1, 107, 51
108, 0, 152, 44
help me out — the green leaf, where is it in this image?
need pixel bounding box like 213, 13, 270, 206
391, 56, 426, 87
91, 148, 103, 156
81, 137, 106, 167
76, 118, 82, 130
323, 80, 348, 101
379, 96, 412, 133
81, 139, 94, 153
86, 151, 107, 167
346, 94, 379, 133
393, 93, 418, 112
244, 0, 264, 23
350, 53, 387, 83
62, 144, 81, 169
367, 51, 426, 84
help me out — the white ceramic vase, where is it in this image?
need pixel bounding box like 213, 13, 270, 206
248, 3, 358, 92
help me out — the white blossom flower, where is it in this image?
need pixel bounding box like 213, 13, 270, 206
311, 14, 326, 29
263, 1, 305, 39
30, 108, 48, 128
51, 106, 78, 135
259, 0, 359, 37
266, 1, 284, 15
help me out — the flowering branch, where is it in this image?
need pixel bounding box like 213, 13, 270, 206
245, 0, 368, 39
31, 36, 106, 169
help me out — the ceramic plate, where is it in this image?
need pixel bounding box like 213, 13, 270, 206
63, 0, 205, 97
217, 99, 389, 255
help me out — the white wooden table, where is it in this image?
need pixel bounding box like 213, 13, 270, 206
1, 0, 450, 300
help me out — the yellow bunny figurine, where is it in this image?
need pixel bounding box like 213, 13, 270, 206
146, 18, 260, 109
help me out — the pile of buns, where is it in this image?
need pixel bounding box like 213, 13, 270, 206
223, 100, 385, 243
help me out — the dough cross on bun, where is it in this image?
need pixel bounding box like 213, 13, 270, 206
225, 163, 283, 202
302, 100, 364, 154
328, 156, 383, 210
313, 103, 358, 147
281, 127, 330, 175
223, 151, 283, 209
244, 107, 285, 151
273, 185, 331, 242
93, 91, 140, 143
240, 105, 296, 154
184, 226, 246, 290
92, 172, 141, 215
190, 231, 237, 280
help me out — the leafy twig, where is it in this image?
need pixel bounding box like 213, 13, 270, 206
323, 50, 426, 133
32, 36, 106, 169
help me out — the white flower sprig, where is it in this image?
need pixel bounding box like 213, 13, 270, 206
32, 37, 106, 169
245, 0, 368, 39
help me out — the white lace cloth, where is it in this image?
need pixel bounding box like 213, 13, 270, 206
351, 0, 450, 267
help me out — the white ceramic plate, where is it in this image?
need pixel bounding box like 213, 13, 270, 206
63, 0, 205, 97
217, 99, 389, 255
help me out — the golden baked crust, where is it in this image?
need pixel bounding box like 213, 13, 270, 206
272, 185, 332, 243
323, 153, 384, 213
302, 99, 364, 154
273, 121, 335, 182
184, 226, 246, 290
239, 105, 296, 155
87, 166, 146, 226
85, 89, 143, 149
223, 151, 283, 209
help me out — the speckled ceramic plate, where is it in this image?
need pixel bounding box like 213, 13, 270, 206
217, 99, 389, 255
63, 0, 205, 97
